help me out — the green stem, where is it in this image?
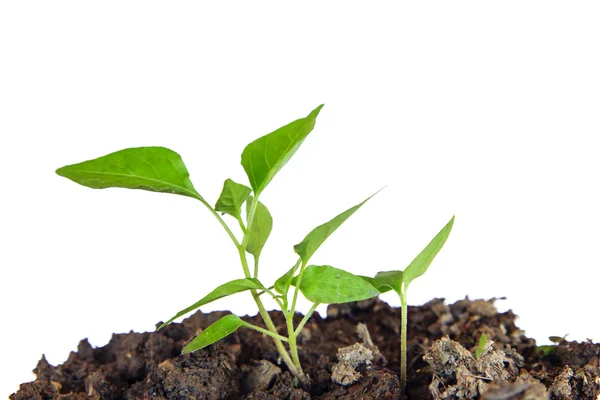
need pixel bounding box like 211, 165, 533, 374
294, 302, 319, 336
286, 309, 303, 374
400, 291, 408, 390
197, 197, 240, 248
242, 321, 289, 342
290, 261, 307, 317
252, 290, 299, 377
234, 193, 300, 378
253, 255, 260, 278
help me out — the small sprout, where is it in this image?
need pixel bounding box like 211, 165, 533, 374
537, 334, 569, 357
55, 105, 383, 382
370, 216, 455, 390
549, 334, 569, 344
475, 332, 488, 359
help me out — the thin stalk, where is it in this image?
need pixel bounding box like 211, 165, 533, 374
286, 312, 303, 374
400, 291, 408, 390
242, 321, 289, 342
294, 302, 320, 336
289, 261, 307, 318
197, 197, 240, 248
235, 193, 300, 378
252, 290, 299, 377
253, 255, 260, 278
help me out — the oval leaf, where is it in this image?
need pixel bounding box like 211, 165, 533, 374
183, 314, 245, 354
158, 278, 264, 330
298, 265, 380, 304
274, 260, 301, 294
246, 196, 272, 258
241, 105, 324, 195
215, 179, 252, 219
56, 147, 202, 200
373, 270, 404, 297
403, 216, 455, 288
294, 190, 381, 265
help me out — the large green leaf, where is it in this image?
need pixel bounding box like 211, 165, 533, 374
246, 196, 272, 258
297, 265, 380, 304
403, 216, 455, 288
241, 105, 324, 195
56, 147, 202, 200
215, 179, 252, 220
183, 314, 245, 353
274, 259, 301, 294
294, 190, 380, 265
158, 278, 264, 330
373, 270, 404, 297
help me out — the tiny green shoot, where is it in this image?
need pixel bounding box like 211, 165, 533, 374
475, 332, 488, 359
537, 334, 569, 357
55, 105, 383, 382
370, 216, 454, 390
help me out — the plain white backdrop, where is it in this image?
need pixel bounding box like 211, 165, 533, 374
1, 1, 599, 397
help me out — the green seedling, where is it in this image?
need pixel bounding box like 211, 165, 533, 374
370, 216, 454, 389
537, 334, 569, 357
475, 332, 488, 359
55, 105, 383, 382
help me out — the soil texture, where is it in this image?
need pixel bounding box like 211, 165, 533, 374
11, 297, 600, 399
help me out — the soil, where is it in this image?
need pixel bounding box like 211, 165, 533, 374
11, 297, 600, 399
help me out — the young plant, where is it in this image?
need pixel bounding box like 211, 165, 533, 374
371, 216, 454, 389
475, 332, 488, 359
55, 105, 382, 383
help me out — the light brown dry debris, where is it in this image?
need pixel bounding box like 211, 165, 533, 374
424, 336, 518, 399
331, 342, 374, 387
548, 366, 573, 399
357, 322, 386, 365
547, 365, 600, 400
331, 361, 362, 387
241, 359, 282, 393
481, 381, 547, 400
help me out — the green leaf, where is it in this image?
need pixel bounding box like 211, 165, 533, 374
246, 196, 273, 258
373, 270, 404, 297
294, 190, 380, 265
475, 332, 487, 359
403, 216, 455, 288
274, 260, 301, 294
183, 314, 245, 353
359, 275, 392, 294
56, 147, 202, 200
215, 179, 252, 220
297, 265, 380, 304
241, 105, 324, 195
158, 278, 264, 330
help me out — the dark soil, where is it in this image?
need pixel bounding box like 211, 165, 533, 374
11, 297, 600, 399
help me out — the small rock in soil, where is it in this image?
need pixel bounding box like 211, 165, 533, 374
331, 343, 373, 386
242, 359, 282, 393
424, 336, 517, 399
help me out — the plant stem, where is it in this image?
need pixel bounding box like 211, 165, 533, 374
252, 290, 300, 377
197, 197, 241, 248
400, 291, 408, 390
235, 193, 300, 378
294, 302, 319, 336
286, 311, 303, 374
289, 261, 307, 317
253, 255, 260, 278
242, 321, 289, 342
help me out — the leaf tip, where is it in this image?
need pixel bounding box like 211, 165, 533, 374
311, 104, 325, 117
55, 166, 68, 177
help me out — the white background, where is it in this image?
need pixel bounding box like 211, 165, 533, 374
1, 2, 599, 397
